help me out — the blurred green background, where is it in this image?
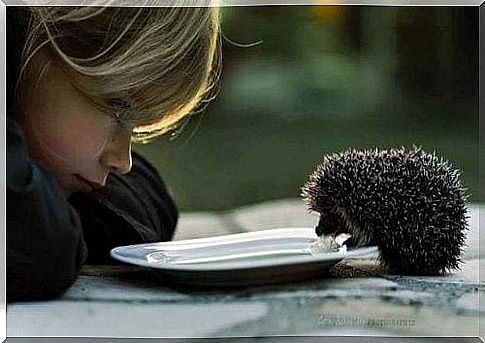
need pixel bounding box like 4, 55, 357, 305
135, 6, 479, 212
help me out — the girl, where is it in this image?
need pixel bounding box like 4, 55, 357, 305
7, 3, 221, 301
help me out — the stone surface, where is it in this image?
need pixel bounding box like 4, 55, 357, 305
173, 211, 238, 240
7, 301, 269, 337
7, 200, 482, 338
228, 198, 320, 232
7, 284, 479, 337
456, 291, 481, 315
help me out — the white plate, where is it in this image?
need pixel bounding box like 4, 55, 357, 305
110, 228, 379, 286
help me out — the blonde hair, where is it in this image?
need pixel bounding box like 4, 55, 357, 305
16, 1, 221, 142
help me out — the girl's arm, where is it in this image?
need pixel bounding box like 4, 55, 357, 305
7, 117, 88, 301
68, 151, 179, 264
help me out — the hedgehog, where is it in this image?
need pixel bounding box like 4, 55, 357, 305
300, 146, 468, 275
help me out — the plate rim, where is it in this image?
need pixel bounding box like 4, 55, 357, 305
110, 228, 379, 272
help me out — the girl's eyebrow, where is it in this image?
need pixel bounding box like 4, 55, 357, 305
110, 98, 132, 111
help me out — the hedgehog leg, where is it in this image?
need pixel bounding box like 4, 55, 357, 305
342, 236, 359, 248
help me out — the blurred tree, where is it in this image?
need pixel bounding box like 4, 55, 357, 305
135, 6, 479, 211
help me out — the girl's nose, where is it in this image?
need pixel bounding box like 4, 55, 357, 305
100, 132, 132, 175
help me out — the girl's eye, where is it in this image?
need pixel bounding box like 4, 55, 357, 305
106, 114, 125, 135
112, 112, 126, 126
111, 114, 135, 137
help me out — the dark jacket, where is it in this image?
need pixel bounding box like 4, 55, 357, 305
7, 7, 178, 301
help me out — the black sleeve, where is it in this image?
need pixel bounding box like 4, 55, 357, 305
7, 117, 88, 301
68, 151, 179, 264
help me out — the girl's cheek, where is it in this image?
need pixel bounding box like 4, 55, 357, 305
20, 61, 114, 180
45, 123, 108, 159
31, 110, 111, 162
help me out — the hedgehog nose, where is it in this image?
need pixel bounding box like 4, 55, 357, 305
315, 226, 325, 237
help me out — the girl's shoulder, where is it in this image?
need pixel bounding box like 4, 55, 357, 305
68, 152, 178, 264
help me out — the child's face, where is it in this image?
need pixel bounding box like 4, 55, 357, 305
21, 65, 134, 197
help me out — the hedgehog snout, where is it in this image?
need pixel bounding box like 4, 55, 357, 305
315, 208, 373, 248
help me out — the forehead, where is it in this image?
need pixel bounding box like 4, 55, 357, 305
25, 61, 135, 137
33, 65, 101, 117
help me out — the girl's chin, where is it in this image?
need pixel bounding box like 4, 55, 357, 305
61, 184, 78, 198
57, 175, 86, 198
